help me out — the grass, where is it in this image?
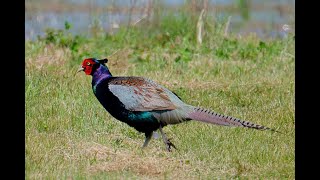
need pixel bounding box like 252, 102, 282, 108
25, 11, 295, 179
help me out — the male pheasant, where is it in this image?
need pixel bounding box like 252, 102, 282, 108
78, 58, 279, 151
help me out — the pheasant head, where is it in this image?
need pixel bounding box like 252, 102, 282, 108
77, 58, 109, 75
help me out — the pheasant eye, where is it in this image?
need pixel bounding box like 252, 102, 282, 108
86, 62, 91, 66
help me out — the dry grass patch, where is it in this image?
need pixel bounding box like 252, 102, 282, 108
78, 141, 194, 178
26, 45, 71, 70
105, 48, 134, 75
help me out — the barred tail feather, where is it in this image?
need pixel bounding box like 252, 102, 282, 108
187, 107, 281, 133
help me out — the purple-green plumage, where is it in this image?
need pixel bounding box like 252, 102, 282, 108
78, 58, 280, 151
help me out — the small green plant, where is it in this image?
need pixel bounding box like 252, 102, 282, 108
38, 21, 84, 53
64, 21, 72, 30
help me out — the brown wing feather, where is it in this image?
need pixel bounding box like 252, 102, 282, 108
108, 77, 177, 111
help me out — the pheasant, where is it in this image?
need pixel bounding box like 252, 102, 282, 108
78, 58, 280, 151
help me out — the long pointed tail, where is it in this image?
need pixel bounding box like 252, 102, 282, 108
187, 106, 281, 133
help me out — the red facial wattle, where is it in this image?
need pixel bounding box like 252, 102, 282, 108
83, 65, 93, 75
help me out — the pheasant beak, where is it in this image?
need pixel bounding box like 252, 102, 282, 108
77, 67, 85, 73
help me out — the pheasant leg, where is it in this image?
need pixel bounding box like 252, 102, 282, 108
142, 132, 152, 148
159, 126, 177, 152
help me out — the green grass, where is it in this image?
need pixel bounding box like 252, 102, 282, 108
26, 12, 295, 179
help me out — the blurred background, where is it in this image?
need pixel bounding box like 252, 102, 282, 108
25, 0, 295, 41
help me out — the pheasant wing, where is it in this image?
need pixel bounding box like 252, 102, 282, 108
108, 77, 177, 111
